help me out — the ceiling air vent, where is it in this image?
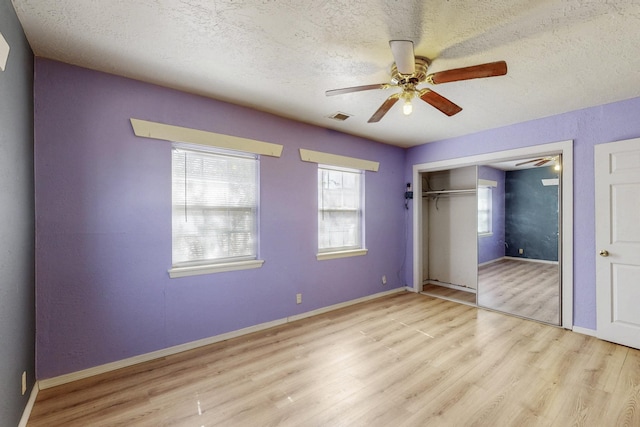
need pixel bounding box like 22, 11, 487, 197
327, 112, 351, 121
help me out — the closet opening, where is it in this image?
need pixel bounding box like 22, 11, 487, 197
411, 141, 574, 328
421, 166, 478, 306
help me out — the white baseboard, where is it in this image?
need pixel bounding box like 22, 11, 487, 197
287, 287, 406, 322
478, 257, 505, 267
423, 280, 477, 293
503, 256, 559, 265
18, 382, 39, 427
479, 256, 560, 266
38, 287, 407, 390
572, 326, 597, 337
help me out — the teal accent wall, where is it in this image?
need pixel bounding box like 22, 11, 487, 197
505, 166, 559, 261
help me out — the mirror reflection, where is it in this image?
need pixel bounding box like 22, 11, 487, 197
477, 157, 561, 325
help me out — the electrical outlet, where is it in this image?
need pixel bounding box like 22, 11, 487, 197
382, 275, 387, 285
21, 371, 26, 395
296, 293, 302, 304
519, 248, 524, 255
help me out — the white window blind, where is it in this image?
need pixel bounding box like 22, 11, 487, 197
172, 143, 258, 267
477, 186, 492, 235
318, 166, 363, 252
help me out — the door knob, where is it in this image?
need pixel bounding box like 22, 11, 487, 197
599, 250, 609, 257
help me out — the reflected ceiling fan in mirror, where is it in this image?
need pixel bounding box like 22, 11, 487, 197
326, 40, 508, 123
515, 156, 559, 168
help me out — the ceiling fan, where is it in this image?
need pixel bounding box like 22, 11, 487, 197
326, 40, 507, 123
515, 156, 559, 167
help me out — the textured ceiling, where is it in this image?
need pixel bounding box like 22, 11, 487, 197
11, 0, 640, 147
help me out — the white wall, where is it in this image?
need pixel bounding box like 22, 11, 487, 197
423, 166, 478, 289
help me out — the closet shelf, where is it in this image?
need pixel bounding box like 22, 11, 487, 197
423, 189, 476, 196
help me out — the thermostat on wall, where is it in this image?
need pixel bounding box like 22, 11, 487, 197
0, 31, 10, 71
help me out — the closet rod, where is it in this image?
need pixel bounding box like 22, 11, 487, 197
423, 189, 476, 196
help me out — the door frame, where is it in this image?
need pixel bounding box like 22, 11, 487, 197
411, 140, 574, 329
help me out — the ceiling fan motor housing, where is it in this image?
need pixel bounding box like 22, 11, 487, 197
391, 57, 431, 86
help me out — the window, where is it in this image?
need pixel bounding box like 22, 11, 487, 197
298, 148, 376, 260
477, 186, 492, 235
170, 143, 261, 276
318, 165, 364, 255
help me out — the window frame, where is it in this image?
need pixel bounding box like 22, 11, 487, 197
316, 164, 367, 260
168, 142, 264, 278
477, 185, 493, 236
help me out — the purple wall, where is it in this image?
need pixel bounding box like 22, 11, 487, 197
34, 59, 406, 379
406, 97, 640, 330
477, 166, 505, 264
34, 56, 640, 379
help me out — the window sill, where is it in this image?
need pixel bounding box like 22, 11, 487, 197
168, 259, 265, 278
316, 249, 368, 261
478, 232, 493, 238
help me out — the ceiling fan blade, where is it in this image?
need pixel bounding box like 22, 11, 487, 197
426, 61, 507, 85
515, 158, 544, 166
325, 83, 391, 96
534, 159, 551, 166
419, 89, 462, 116
368, 94, 401, 123
389, 40, 415, 75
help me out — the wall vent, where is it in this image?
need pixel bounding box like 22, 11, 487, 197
327, 112, 351, 121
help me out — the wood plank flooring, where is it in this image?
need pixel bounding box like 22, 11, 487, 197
28, 292, 640, 427
421, 283, 477, 305
478, 259, 560, 324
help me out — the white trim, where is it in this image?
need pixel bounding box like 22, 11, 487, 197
130, 118, 283, 157
572, 326, 597, 337
412, 140, 574, 329
18, 383, 39, 427
478, 179, 497, 187
478, 256, 559, 266
503, 256, 559, 265
37, 287, 406, 390
39, 317, 284, 389
168, 259, 264, 278
419, 291, 477, 308
478, 257, 506, 267
423, 280, 477, 294
287, 288, 405, 322
316, 248, 368, 261
299, 148, 379, 172
0, 31, 9, 71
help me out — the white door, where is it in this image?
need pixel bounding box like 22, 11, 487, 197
595, 137, 640, 349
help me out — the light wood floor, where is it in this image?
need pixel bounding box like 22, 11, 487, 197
478, 259, 560, 324
28, 292, 640, 427
422, 283, 477, 305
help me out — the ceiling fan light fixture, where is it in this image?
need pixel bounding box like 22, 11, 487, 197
403, 99, 413, 116
401, 90, 415, 116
